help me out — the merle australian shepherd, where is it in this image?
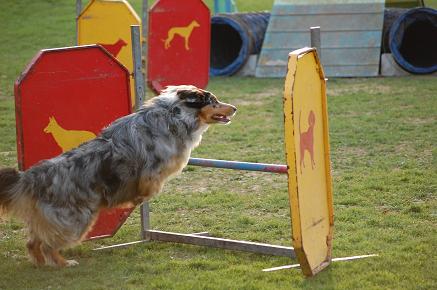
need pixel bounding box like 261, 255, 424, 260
0, 85, 236, 267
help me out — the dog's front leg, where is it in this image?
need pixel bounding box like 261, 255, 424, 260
27, 238, 45, 266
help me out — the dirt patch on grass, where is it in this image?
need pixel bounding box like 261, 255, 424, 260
328, 82, 394, 97
395, 142, 432, 159
394, 142, 416, 155
405, 117, 435, 125
334, 146, 368, 158
164, 168, 287, 197
232, 100, 266, 107
232, 89, 282, 107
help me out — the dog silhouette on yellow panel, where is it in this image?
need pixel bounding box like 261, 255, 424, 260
44, 117, 96, 152
163, 20, 200, 51
299, 110, 316, 174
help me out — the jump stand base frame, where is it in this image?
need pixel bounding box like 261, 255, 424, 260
95, 230, 295, 258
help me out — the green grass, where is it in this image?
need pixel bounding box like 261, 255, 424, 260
1, 1, 437, 290
425, 0, 437, 8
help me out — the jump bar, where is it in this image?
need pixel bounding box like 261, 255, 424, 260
188, 158, 288, 174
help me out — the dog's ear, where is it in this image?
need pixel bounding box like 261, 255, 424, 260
177, 89, 209, 109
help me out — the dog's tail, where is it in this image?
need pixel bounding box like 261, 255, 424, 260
0, 167, 21, 215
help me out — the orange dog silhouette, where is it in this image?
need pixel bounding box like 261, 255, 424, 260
163, 20, 200, 50
44, 117, 96, 152
299, 110, 316, 174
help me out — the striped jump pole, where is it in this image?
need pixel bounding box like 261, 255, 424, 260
188, 158, 288, 174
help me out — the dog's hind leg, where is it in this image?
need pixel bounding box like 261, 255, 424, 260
299, 148, 305, 174
40, 243, 78, 267
25, 209, 78, 267
310, 150, 315, 169
26, 238, 45, 266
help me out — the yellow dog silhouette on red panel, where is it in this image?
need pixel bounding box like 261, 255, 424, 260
163, 20, 200, 51
44, 117, 96, 152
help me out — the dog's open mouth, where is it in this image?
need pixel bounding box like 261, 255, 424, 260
212, 114, 231, 124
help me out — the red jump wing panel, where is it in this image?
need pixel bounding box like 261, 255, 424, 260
15, 45, 134, 240
148, 0, 210, 92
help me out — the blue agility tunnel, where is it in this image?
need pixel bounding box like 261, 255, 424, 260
210, 13, 270, 76
388, 7, 437, 74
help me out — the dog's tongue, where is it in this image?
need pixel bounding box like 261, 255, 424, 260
213, 114, 230, 123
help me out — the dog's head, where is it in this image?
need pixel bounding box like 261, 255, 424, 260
160, 85, 237, 126
308, 110, 316, 127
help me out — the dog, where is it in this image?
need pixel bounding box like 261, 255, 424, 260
163, 20, 200, 50
299, 110, 316, 174
0, 85, 236, 267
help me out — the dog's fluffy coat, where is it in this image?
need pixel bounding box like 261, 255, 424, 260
0, 85, 236, 267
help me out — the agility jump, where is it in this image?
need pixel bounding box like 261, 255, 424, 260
109, 46, 333, 277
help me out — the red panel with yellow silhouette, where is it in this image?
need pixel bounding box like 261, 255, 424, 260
14, 45, 133, 240
148, 0, 210, 92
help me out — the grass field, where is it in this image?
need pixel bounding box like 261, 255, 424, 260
1, 1, 436, 289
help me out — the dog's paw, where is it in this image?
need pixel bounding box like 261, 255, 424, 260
65, 260, 79, 267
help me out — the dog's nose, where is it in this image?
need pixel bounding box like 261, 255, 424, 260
231, 105, 237, 113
